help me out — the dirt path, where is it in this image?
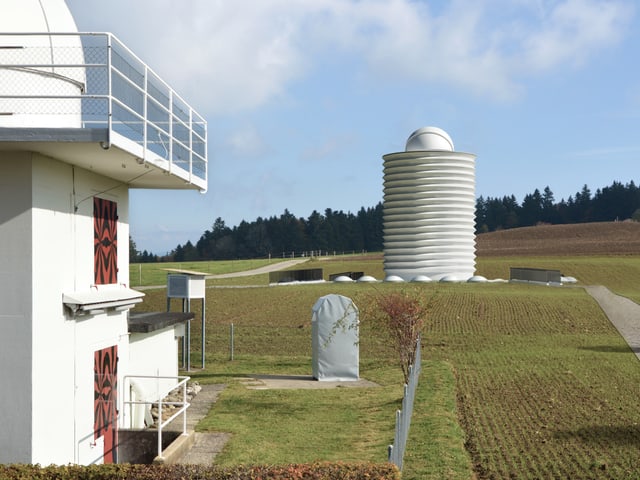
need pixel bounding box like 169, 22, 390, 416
205, 258, 308, 279
584, 286, 640, 361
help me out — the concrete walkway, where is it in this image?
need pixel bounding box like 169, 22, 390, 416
167, 383, 230, 465
584, 286, 640, 360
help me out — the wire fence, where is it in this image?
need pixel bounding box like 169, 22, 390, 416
387, 336, 422, 471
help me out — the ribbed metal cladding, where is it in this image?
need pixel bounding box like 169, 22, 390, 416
382, 150, 477, 281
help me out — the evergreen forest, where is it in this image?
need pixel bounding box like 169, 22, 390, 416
131, 180, 640, 262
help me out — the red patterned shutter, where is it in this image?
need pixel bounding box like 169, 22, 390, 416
94, 345, 118, 463
93, 197, 118, 285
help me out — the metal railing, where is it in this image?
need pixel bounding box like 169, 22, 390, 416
0, 32, 207, 190
388, 336, 422, 471
123, 375, 190, 461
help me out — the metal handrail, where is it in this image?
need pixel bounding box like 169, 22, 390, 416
0, 32, 207, 189
123, 375, 190, 460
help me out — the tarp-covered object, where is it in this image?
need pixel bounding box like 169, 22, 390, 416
311, 294, 359, 381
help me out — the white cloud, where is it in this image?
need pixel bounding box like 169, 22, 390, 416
67, 0, 634, 111
520, 0, 633, 71
225, 124, 272, 158
300, 133, 357, 162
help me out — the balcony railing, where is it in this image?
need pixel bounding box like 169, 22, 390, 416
0, 32, 207, 191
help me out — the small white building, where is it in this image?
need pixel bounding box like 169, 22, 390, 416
0, 0, 207, 465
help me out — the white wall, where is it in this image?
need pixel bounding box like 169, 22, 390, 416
29, 154, 77, 463
27, 154, 132, 464
0, 152, 34, 463
0, 151, 135, 465
128, 327, 181, 407
0, 147, 182, 465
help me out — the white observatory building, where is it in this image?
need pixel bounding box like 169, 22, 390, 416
383, 127, 476, 282
0, 0, 206, 465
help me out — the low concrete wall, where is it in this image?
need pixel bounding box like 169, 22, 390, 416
269, 268, 323, 283
118, 429, 181, 464
510, 267, 562, 285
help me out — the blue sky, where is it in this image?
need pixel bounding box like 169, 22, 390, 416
65, 0, 640, 255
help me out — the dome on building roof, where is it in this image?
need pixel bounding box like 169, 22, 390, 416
405, 126, 454, 152
0, 0, 79, 33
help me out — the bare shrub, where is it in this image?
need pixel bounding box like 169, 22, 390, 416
360, 288, 432, 384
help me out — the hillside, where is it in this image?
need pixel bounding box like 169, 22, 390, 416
476, 221, 640, 257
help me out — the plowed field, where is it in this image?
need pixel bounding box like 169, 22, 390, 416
424, 284, 640, 479
476, 221, 640, 256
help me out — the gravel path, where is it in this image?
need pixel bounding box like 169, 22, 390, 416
584, 286, 640, 360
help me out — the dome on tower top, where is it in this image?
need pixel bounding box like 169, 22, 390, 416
405, 126, 454, 152
0, 0, 83, 128
0, 0, 79, 33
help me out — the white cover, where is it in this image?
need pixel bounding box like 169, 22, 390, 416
311, 294, 359, 381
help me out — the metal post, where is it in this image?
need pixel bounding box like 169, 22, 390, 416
186, 298, 191, 371
395, 409, 402, 469
181, 333, 186, 370
106, 34, 113, 144
201, 297, 206, 368
157, 375, 162, 459
168, 89, 173, 167
230, 323, 234, 361
187, 320, 191, 372
143, 64, 148, 153
182, 380, 187, 434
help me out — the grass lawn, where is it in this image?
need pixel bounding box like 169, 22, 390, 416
129, 258, 292, 287
134, 255, 640, 479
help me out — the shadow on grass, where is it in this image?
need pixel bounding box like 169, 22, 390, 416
554, 425, 640, 446
578, 345, 640, 354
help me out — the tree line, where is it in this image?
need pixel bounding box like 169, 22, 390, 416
476, 181, 640, 232
130, 180, 640, 262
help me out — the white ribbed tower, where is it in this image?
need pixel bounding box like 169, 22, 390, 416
383, 127, 476, 282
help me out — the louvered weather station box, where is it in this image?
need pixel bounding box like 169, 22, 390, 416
166, 269, 207, 370
167, 271, 206, 299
